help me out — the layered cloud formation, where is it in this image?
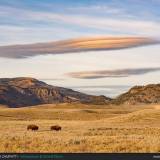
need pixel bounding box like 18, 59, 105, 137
67, 68, 160, 79
0, 37, 159, 58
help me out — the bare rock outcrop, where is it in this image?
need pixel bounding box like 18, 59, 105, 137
0, 77, 111, 107
113, 84, 160, 105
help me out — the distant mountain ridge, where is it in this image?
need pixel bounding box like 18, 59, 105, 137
0, 77, 111, 107
0, 77, 160, 107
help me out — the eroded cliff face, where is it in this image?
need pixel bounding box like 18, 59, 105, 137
114, 84, 160, 105
0, 77, 111, 107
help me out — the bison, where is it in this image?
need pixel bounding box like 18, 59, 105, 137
50, 125, 62, 131
27, 124, 39, 131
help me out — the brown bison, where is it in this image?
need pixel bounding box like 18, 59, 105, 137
50, 125, 62, 131
27, 124, 39, 131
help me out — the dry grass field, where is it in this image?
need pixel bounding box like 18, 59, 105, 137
0, 103, 160, 153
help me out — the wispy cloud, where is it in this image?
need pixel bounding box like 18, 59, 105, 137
67, 67, 160, 79
68, 5, 124, 14
40, 78, 64, 81
0, 3, 160, 46
0, 25, 84, 46
8, 9, 160, 36
44, 13, 160, 36
0, 37, 158, 58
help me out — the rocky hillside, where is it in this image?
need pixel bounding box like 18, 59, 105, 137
0, 77, 159, 107
113, 84, 160, 105
0, 77, 111, 107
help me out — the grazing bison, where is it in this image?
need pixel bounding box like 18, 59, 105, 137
50, 125, 62, 131
27, 124, 39, 131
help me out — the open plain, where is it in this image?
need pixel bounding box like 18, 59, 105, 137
0, 103, 159, 153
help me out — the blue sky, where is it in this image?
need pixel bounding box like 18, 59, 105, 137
0, 0, 160, 97
0, 0, 160, 45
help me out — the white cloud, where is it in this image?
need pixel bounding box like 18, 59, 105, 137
68, 5, 124, 14
11, 8, 160, 36
23, 12, 160, 37
0, 4, 160, 45
0, 25, 85, 45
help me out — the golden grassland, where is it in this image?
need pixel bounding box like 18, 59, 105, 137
0, 103, 159, 153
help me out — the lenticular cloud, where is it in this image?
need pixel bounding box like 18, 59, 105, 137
67, 68, 160, 79
0, 36, 159, 58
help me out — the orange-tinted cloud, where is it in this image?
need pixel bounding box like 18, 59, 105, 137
0, 36, 159, 58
